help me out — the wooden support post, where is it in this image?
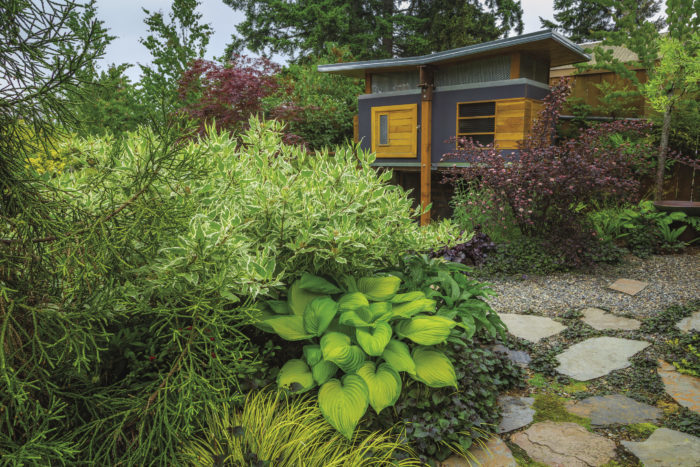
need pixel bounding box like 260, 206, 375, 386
510, 53, 520, 79
364, 72, 372, 94
419, 66, 434, 226
353, 115, 359, 143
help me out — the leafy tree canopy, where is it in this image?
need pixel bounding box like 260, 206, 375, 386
224, 0, 524, 60
139, 0, 212, 115
540, 0, 665, 43
584, 0, 699, 200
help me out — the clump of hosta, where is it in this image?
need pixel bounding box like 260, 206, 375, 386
258, 273, 460, 438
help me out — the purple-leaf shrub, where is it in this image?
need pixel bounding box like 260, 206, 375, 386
442, 79, 655, 266
430, 228, 496, 266
177, 55, 305, 145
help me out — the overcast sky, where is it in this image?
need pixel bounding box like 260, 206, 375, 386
93, 1, 587, 81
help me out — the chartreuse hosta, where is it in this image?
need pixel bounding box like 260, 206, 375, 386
258, 273, 461, 439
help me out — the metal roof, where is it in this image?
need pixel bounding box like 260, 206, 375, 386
551, 42, 640, 71
318, 30, 589, 77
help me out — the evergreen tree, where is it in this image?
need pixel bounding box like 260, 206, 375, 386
224, 0, 524, 60
541, 0, 664, 43
73, 64, 149, 137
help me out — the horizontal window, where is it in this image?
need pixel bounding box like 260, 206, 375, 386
458, 101, 496, 118
457, 101, 496, 147
458, 118, 494, 133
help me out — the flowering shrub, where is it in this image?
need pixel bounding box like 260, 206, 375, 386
443, 79, 655, 265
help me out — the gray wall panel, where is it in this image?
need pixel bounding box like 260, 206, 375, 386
358, 83, 550, 166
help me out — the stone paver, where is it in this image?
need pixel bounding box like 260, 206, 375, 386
498, 396, 535, 433
608, 278, 649, 295
555, 336, 650, 381
511, 421, 616, 467
621, 428, 700, 467
565, 394, 662, 426
492, 344, 531, 368
497, 313, 566, 343
440, 437, 516, 467
581, 307, 641, 331
658, 360, 700, 415
676, 311, 700, 333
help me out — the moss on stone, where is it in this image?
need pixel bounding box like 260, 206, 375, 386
626, 422, 658, 437
532, 393, 591, 430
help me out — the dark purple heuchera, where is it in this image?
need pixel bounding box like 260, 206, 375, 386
442, 79, 655, 265
430, 227, 496, 266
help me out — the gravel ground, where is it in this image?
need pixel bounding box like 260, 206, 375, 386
485, 248, 700, 318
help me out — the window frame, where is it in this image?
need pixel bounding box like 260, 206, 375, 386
456, 100, 496, 148
370, 104, 418, 158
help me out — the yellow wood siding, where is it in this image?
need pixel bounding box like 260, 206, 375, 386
494, 98, 542, 149
371, 104, 418, 158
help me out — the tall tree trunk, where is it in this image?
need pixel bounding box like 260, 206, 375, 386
655, 107, 672, 201
382, 0, 394, 56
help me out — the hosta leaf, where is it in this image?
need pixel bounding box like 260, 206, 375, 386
312, 359, 338, 385
277, 359, 315, 393
356, 362, 402, 414
356, 322, 392, 356
320, 332, 366, 373
299, 272, 342, 294
338, 292, 369, 312
303, 345, 322, 366
264, 315, 313, 341
357, 276, 401, 301
390, 291, 426, 303
338, 308, 373, 328
368, 302, 392, 322
325, 320, 356, 338
381, 339, 416, 375
391, 299, 437, 319
394, 315, 456, 345
267, 300, 291, 314
288, 280, 324, 316
412, 347, 458, 388
318, 375, 369, 439
303, 296, 338, 336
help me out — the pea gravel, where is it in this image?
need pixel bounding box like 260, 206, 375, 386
484, 249, 700, 319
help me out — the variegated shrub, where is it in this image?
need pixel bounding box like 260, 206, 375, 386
258, 273, 461, 439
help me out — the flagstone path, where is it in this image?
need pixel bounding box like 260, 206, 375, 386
658, 360, 700, 415
511, 421, 616, 467
471, 257, 700, 467
580, 307, 641, 331
496, 313, 566, 343
676, 310, 700, 333
565, 394, 662, 427
555, 336, 650, 381
621, 428, 700, 467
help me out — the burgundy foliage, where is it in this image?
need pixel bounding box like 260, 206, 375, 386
430, 227, 496, 266
442, 79, 656, 265
177, 55, 304, 144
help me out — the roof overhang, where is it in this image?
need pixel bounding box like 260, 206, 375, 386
318, 30, 590, 78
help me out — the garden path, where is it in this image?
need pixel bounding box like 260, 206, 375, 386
443, 251, 700, 466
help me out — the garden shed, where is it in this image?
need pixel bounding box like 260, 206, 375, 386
318, 30, 589, 224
